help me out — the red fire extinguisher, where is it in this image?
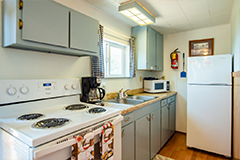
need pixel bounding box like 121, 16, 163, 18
170, 48, 179, 69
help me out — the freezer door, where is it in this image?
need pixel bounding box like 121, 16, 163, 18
187, 85, 231, 157
187, 54, 232, 84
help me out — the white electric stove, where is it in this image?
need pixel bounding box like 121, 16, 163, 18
0, 79, 123, 160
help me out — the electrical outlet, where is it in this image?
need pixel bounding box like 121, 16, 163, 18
161, 76, 165, 80
140, 76, 142, 82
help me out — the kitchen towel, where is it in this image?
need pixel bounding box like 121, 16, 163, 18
100, 122, 114, 160
71, 131, 95, 160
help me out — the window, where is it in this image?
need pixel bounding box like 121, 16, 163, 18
103, 39, 130, 78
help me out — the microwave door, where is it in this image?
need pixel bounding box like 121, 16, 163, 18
155, 83, 164, 90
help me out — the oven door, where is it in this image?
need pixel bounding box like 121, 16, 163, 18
30, 139, 76, 160
30, 115, 123, 160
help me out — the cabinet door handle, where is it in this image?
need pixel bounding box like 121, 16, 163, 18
19, 19, 23, 30
121, 129, 125, 138
151, 113, 154, 120
146, 116, 150, 121
19, 0, 23, 10
124, 117, 130, 122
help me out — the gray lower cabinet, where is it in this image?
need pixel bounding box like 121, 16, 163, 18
161, 101, 169, 147
122, 122, 134, 160
136, 114, 150, 160
150, 109, 161, 159
169, 101, 176, 137
161, 96, 176, 147
136, 108, 161, 160
121, 97, 175, 160
124, 101, 160, 160
3, 0, 99, 57
168, 96, 176, 138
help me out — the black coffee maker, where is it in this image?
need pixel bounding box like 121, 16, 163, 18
81, 77, 105, 104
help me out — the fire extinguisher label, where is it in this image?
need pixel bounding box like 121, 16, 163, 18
173, 62, 178, 66
172, 53, 176, 59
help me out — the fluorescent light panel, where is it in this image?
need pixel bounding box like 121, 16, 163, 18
119, 1, 155, 26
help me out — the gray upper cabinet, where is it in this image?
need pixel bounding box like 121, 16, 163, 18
2, 0, 99, 57
156, 33, 163, 71
132, 26, 148, 70
70, 10, 99, 53
131, 25, 163, 71
22, 0, 69, 47
148, 27, 157, 69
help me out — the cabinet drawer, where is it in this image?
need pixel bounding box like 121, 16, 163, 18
161, 99, 167, 107
168, 96, 175, 103
122, 112, 134, 126
135, 101, 160, 120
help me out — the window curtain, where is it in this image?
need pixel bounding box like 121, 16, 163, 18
129, 36, 136, 78
91, 24, 105, 78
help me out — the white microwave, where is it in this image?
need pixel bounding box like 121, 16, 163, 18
144, 80, 170, 93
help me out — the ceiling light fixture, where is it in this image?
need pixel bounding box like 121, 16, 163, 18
118, 1, 155, 26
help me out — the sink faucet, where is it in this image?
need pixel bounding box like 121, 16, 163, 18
118, 88, 130, 99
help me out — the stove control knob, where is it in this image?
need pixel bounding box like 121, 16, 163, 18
64, 84, 70, 90
7, 87, 17, 95
72, 84, 77, 89
20, 87, 29, 94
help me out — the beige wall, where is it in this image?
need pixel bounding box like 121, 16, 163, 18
0, 0, 151, 93
152, 24, 231, 133
231, 0, 240, 72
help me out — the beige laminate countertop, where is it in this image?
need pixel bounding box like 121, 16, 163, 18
105, 91, 177, 115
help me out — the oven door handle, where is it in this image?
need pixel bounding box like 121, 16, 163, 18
34, 139, 77, 159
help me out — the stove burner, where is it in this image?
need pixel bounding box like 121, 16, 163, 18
87, 107, 107, 114
32, 118, 70, 129
17, 113, 44, 120
65, 104, 89, 111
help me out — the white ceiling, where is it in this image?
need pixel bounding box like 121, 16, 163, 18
83, 0, 234, 34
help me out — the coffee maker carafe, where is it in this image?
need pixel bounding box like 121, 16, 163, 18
81, 77, 105, 104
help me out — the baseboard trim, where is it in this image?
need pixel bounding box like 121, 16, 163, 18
175, 130, 186, 134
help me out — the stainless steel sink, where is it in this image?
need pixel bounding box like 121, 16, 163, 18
126, 95, 157, 101
107, 99, 144, 105
106, 95, 157, 106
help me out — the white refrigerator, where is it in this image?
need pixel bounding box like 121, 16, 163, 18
187, 54, 232, 157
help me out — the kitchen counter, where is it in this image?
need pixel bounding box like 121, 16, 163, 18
105, 91, 177, 115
